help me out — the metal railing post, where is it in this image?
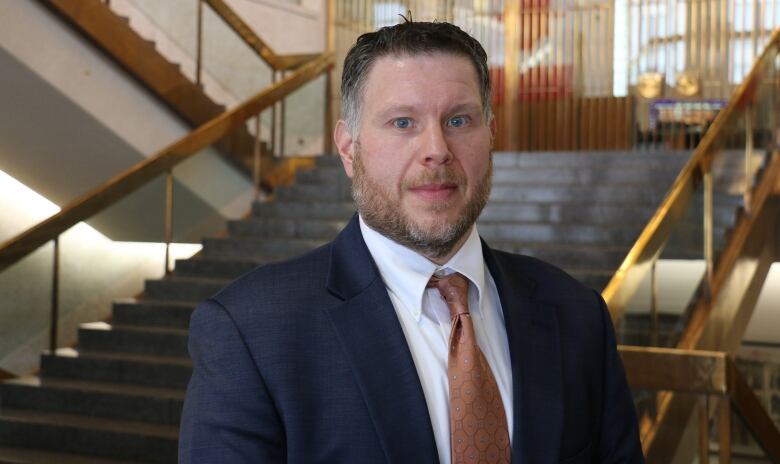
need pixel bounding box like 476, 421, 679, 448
196, 0, 204, 86
280, 71, 286, 158
744, 106, 754, 212
718, 396, 731, 464
703, 167, 714, 291
271, 71, 278, 156
698, 395, 710, 464
254, 114, 262, 199
650, 257, 659, 346
164, 170, 174, 275
324, 0, 335, 155
50, 236, 60, 353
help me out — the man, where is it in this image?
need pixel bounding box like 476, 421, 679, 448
179, 20, 643, 464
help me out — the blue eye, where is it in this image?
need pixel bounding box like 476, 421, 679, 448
448, 116, 468, 128
393, 118, 412, 129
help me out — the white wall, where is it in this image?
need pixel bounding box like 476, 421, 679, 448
0, 0, 253, 220
114, 0, 328, 155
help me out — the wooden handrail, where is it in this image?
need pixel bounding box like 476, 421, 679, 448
601, 28, 780, 324
619, 346, 780, 462
204, 0, 319, 72
0, 53, 333, 274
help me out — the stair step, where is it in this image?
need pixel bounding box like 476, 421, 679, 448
479, 201, 736, 225
0, 446, 139, 464
228, 217, 349, 239
143, 277, 229, 303
173, 257, 261, 279
112, 299, 195, 329
275, 183, 352, 202
478, 222, 645, 245
201, 237, 326, 260
0, 409, 177, 464
0, 377, 183, 425
252, 200, 355, 220
41, 348, 191, 390
491, 150, 691, 168
489, 243, 630, 269
78, 323, 188, 358
488, 184, 671, 204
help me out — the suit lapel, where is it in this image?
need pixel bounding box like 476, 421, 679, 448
324, 216, 439, 464
483, 244, 563, 464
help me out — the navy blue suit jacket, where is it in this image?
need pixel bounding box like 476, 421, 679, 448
179, 215, 644, 463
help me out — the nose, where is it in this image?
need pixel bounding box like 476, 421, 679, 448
420, 123, 453, 166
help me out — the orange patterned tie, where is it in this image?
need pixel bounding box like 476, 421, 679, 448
429, 273, 511, 464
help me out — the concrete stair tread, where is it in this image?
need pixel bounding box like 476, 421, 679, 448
0, 409, 178, 439
175, 256, 265, 265
146, 275, 230, 285
0, 446, 141, 464
110, 299, 196, 330
479, 220, 648, 228
80, 322, 188, 336
3, 376, 185, 400
50, 348, 191, 367
113, 298, 194, 309
489, 241, 630, 251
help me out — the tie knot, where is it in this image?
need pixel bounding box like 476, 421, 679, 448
428, 273, 470, 320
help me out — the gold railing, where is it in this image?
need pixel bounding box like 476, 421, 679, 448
202, 0, 329, 157
620, 346, 780, 463
203, 0, 319, 73
0, 53, 334, 351
602, 28, 780, 324
603, 28, 780, 463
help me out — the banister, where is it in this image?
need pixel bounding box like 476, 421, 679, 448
601, 28, 780, 324
619, 346, 780, 462
619, 346, 728, 394
204, 0, 318, 72
0, 52, 334, 274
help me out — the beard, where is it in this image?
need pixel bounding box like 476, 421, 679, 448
351, 144, 492, 261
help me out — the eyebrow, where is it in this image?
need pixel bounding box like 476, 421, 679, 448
447, 103, 483, 115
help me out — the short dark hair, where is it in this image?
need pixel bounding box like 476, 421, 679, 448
340, 20, 492, 135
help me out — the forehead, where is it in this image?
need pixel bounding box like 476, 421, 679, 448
360, 52, 482, 107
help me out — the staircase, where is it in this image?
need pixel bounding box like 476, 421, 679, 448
0, 150, 744, 462
42, 0, 268, 177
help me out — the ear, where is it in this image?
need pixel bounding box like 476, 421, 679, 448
333, 120, 356, 178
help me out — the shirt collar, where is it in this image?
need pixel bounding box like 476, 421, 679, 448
359, 215, 486, 321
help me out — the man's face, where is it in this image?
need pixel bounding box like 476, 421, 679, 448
335, 52, 494, 262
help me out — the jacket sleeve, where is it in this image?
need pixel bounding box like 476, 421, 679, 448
179, 298, 285, 463
594, 291, 646, 464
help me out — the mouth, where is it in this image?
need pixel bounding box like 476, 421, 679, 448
407, 182, 459, 202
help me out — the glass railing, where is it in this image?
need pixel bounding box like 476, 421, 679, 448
603, 28, 780, 462
604, 29, 780, 342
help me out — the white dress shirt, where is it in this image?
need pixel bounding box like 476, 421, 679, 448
359, 216, 514, 464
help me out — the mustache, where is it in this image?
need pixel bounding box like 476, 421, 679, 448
402, 168, 465, 189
